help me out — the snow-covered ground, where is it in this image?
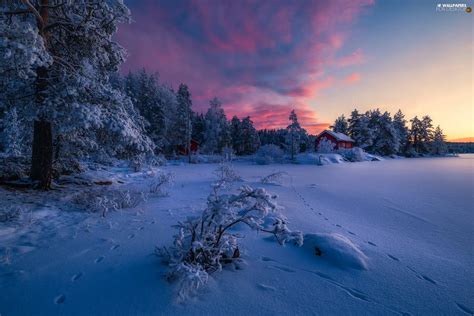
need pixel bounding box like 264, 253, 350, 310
1, 155, 473, 315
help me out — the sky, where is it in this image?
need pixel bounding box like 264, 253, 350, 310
117, 0, 473, 140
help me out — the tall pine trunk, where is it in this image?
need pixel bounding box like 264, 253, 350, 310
30, 0, 53, 189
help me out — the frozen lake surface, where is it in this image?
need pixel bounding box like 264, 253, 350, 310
1, 155, 473, 315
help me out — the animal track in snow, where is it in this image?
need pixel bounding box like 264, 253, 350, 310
71, 272, 82, 281
94, 256, 104, 263
258, 283, 276, 291
138, 226, 145, 231
54, 294, 66, 304
111, 244, 120, 250
270, 265, 296, 273
128, 234, 135, 239
455, 302, 474, 315
387, 254, 399, 262
260, 256, 275, 262
367, 241, 377, 247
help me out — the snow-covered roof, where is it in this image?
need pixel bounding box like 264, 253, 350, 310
319, 130, 354, 142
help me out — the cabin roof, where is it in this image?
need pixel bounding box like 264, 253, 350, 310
318, 130, 354, 142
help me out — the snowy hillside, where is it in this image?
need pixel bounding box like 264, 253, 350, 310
1, 155, 473, 315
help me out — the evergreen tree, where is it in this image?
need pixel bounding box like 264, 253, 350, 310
368, 110, 399, 155
348, 109, 373, 149
393, 110, 409, 154
240, 116, 260, 155
332, 115, 348, 134
191, 113, 205, 147
431, 125, 447, 155
175, 84, 193, 161
230, 116, 243, 154
286, 110, 302, 160
203, 97, 230, 154
3, 107, 23, 157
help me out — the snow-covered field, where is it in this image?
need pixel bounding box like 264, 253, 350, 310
1, 155, 473, 315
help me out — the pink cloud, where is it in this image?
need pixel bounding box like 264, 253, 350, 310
118, 0, 373, 134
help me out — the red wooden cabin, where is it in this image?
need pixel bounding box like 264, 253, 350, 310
177, 139, 200, 155
315, 130, 354, 150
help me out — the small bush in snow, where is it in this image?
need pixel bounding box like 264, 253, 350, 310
157, 185, 303, 301
0, 206, 22, 223
260, 171, 288, 185
255, 144, 284, 165
0, 156, 29, 181
338, 147, 365, 162
317, 138, 336, 153
71, 188, 147, 217
213, 163, 242, 186
149, 172, 174, 195
221, 146, 235, 162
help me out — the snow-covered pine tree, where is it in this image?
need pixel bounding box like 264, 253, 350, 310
203, 97, 230, 154
191, 113, 205, 146
410, 115, 433, 154
368, 110, 400, 156
240, 116, 260, 155
332, 115, 348, 134
348, 109, 373, 150
2, 108, 23, 157
175, 84, 193, 162
431, 125, 447, 155
124, 70, 167, 153
1, 1, 154, 188
286, 110, 302, 160
393, 110, 409, 154
230, 116, 243, 155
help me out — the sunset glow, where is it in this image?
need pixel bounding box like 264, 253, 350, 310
118, 0, 473, 139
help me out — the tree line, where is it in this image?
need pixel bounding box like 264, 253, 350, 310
331, 109, 447, 156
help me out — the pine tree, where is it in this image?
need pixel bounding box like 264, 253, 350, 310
3, 108, 23, 157
191, 113, 205, 146
203, 97, 230, 154
286, 110, 302, 160
368, 110, 399, 155
348, 109, 373, 149
393, 110, 409, 154
431, 125, 447, 155
240, 116, 260, 155
230, 116, 243, 154
175, 84, 193, 162
332, 115, 348, 134
1, 1, 153, 188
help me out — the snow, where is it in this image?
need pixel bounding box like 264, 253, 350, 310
1, 155, 473, 315
319, 130, 354, 142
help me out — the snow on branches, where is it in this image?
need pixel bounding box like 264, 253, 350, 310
157, 180, 303, 301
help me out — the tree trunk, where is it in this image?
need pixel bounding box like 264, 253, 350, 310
31, 119, 53, 189
29, 1, 53, 190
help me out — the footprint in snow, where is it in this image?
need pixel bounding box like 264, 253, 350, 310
387, 254, 399, 262
150, 220, 156, 224
138, 226, 145, 231
367, 241, 377, 246
335, 224, 342, 228
270, 265, 296, 273
260, 256, 275, 262
54, 294, 66, 304
420, 275, 437, 285
128, 234, 135, 239
348, 231, 356, 236
94, 256, 104, 263
456, 302, 474, 315
110, 244, 120, 250
71, 272, 82, 281
258, 283, 276, 291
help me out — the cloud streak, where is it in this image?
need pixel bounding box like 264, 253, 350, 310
118, 0, 373, 134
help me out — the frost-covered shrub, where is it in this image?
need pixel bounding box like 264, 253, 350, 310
71, 188, 147, 217
52, 157, 84, 178
338, 147, 365, 162
260, 171, 288, 185
157, 185, 303, 301
221, 146, 235, 162
255, 144, 284, 165
149, 171, 174, 195
129, 154, 166, 172
0, 206, 22, 223
214, 163, 242, 186
0, 156, 29, 181
317, 138, 336, 153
